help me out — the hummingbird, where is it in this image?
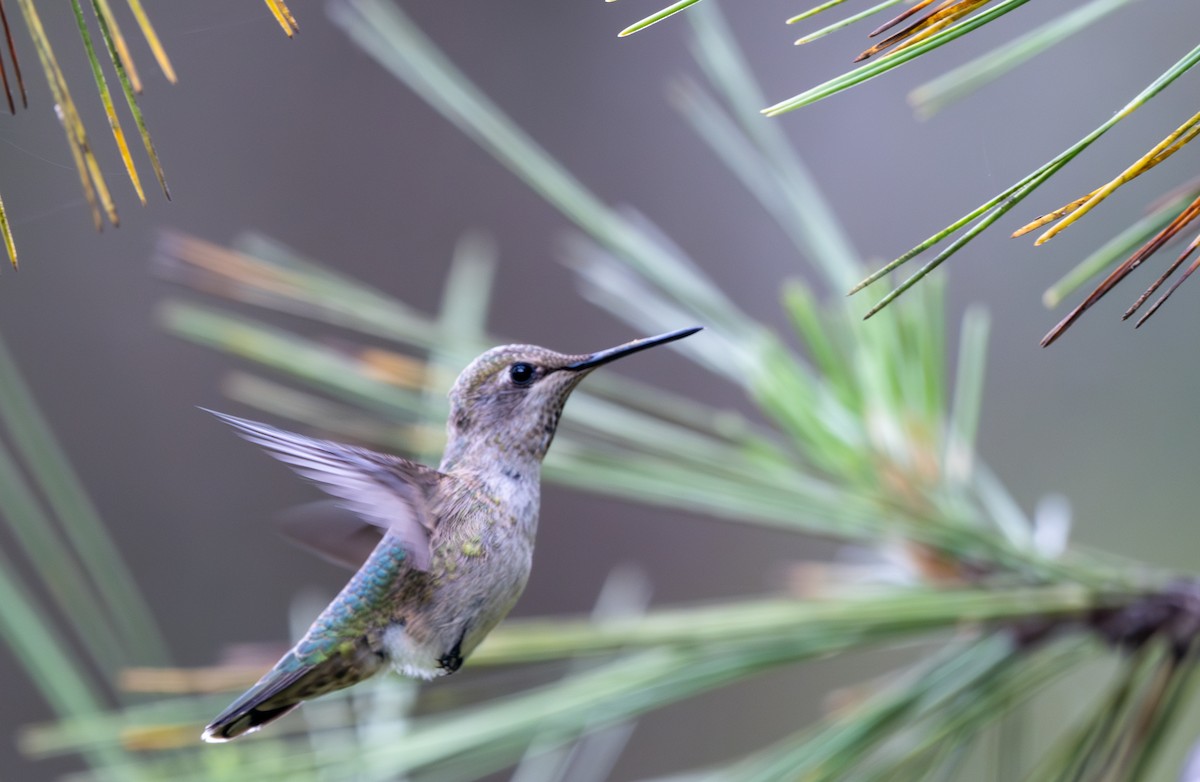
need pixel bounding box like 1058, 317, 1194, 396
201, 326, 701, 742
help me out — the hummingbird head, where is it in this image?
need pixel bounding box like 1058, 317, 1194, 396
442, 327, 701, 468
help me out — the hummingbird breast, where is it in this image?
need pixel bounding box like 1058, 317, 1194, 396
382, 468, 540, 677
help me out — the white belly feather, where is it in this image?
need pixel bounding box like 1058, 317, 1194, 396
382, 624, 445, 680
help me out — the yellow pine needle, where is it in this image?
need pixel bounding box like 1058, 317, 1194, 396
73, 0, 145, 205
17, 0, 117, 229
1034, 111, 1200, 246
79, 138, 119, 227
0, 190, 16, 268
278, 0, 299, 33
61, 122, 103, 231
53, 49, 120, 227
1017, 111, 1200, 241
110, 115, 149, 207
264, 0, 298, 37
93, 0, 141, 93
123, 0, 175, 83
1013, 129, 1199, 238
1013, 193, 1092, 238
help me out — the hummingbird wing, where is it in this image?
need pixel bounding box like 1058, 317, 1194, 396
208, 411, 441, 571
277, 501, 387, 571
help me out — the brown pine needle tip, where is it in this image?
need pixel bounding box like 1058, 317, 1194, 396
1123, 232, 1200, 320
1041, 254, 1148, 347
858, 0, 985, 62
1134, 295, 1168, 327
1136, 255, 1200, 328
868, 0, 935, 38
1043, 195, 1200, 344
855, 23, 913, 61
1040, 308, 1083, 348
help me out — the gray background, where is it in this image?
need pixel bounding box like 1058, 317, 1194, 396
1, 0, 1198, 778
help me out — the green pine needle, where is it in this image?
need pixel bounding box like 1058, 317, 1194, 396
616, 0, 707, 37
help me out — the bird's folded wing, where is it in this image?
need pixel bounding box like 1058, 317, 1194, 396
208, 411, 441, 571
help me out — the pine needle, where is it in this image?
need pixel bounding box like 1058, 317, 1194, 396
1016, 109, 1200, 244
0, 0, 26, 109
617, 0, 706, 37
16, 0, 118, 230
764, 0, 1033, 116
91, 0, 171, 200
909, 0, 1141, 118
264, 0, 299, 37
852, 40, 1200, 324
0, 17, 14, 113
1131, 233, 1200, 328
0, 188, 15, 268
857, 0, 992, 63
787, 0, 852, 26
793, 0, 905, 47
71, 0, 145, 205
122, 0, 175, 83
93, 0, 141, 93
1041, 183, 1200, 308
870, 0, 937, 38
1040, 194, 1200, 346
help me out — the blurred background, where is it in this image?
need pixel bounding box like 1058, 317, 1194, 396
0, 0, 1198, 778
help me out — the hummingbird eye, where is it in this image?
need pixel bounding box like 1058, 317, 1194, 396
508, 362, 536, 386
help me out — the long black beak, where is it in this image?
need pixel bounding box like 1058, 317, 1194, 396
564, 326, 702, 371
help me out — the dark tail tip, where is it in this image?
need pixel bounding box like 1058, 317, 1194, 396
202, 702, 300, 743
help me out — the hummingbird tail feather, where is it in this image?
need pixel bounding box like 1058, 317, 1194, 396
202, 700, 300, 743
202, 646, 380, 742
201, 663, 311, 742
